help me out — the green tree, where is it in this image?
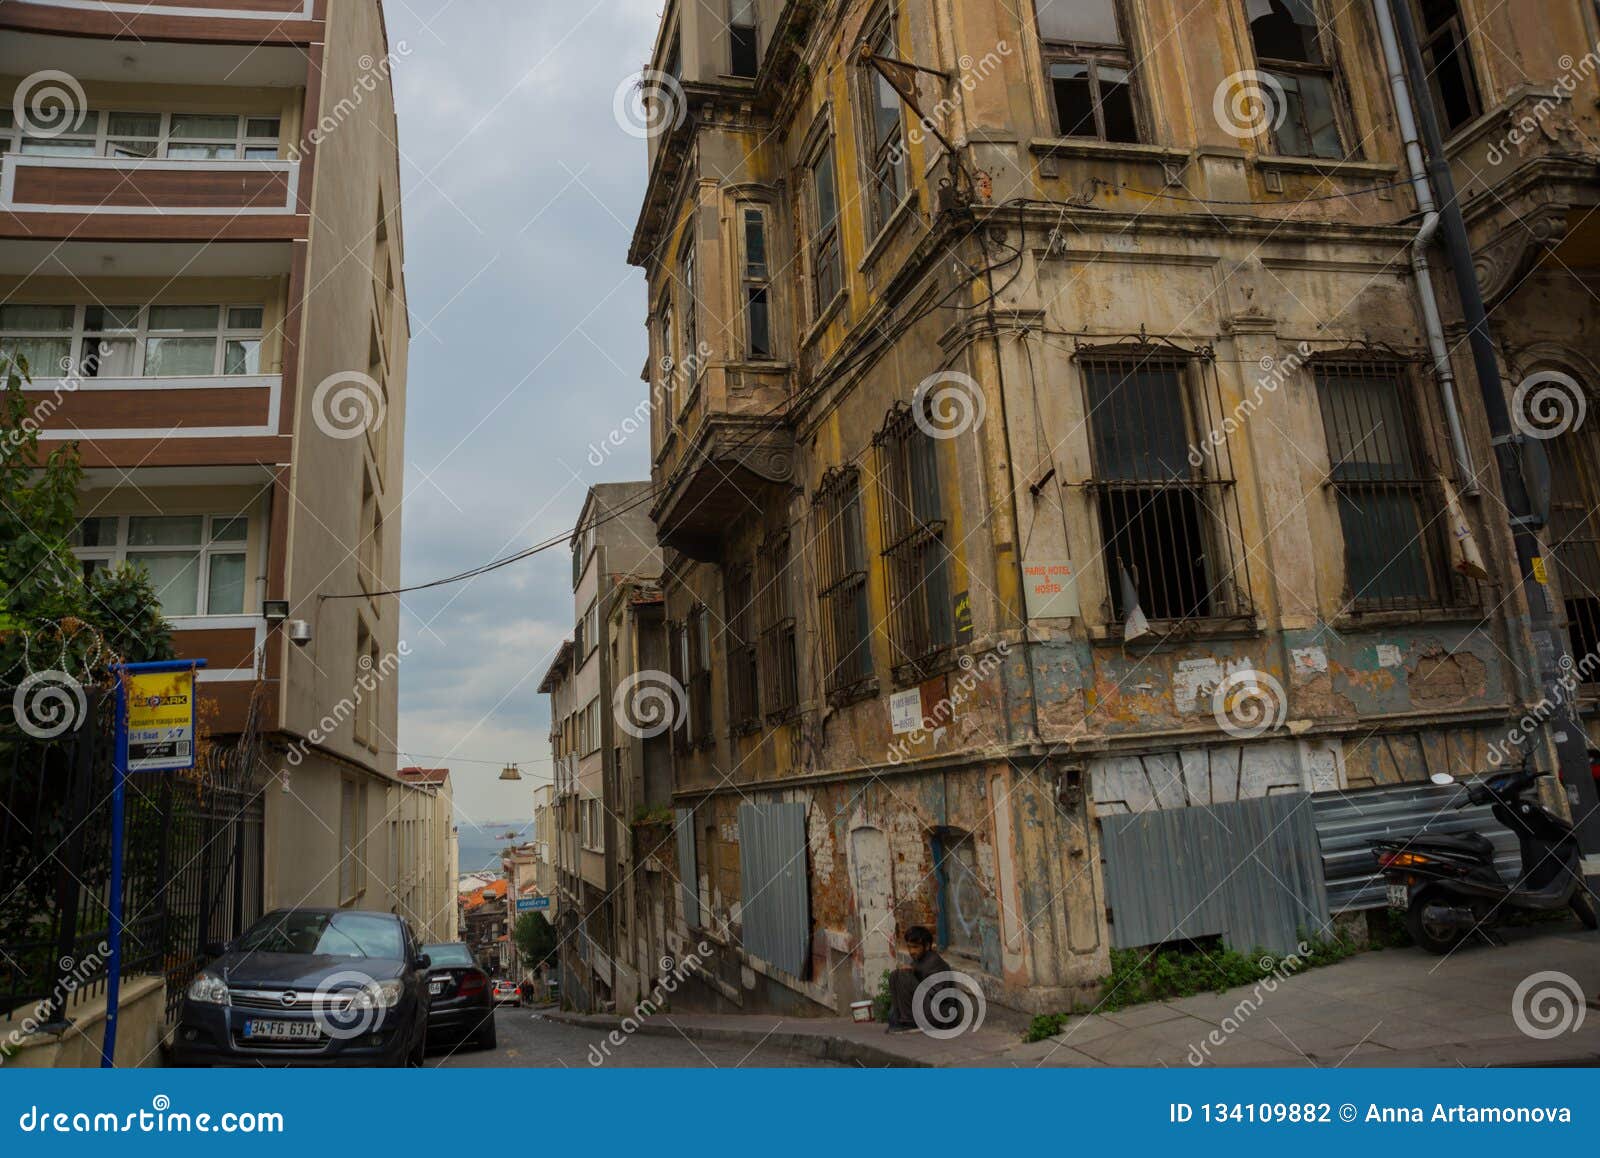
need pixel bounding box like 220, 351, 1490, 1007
513, 911, 558, 973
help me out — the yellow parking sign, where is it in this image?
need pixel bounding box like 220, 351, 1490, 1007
126, 669, 197, 773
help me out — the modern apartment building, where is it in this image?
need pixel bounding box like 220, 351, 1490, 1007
538, 482, 662, 1012
626, 0, 1600, 1018
1, 0, 421, 920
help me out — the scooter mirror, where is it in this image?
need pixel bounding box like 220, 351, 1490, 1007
1430, 773, 1456, 787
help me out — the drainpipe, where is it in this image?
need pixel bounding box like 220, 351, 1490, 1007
1373, 0, 1477, 494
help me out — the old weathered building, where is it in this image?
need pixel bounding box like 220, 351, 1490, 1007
624, 0, 1600, 1018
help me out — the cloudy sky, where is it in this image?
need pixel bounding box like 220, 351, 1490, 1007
384, 1, 661, 823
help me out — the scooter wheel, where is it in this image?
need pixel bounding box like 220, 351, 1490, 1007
1407, 888, 1469, 955
1573, 891, 1600, 931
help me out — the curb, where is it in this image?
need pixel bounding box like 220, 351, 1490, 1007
543, 1011, 933, 1068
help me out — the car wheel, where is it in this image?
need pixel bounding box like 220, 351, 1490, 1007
407, 1023, 427, 1067
478, 1012, 498, 1051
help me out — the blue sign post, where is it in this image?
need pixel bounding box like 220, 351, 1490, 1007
102, 659, 204, 1069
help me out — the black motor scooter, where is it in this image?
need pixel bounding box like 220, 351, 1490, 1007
1371, 766, 1599, 954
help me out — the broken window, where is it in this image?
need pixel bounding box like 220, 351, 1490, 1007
758, 530, 800, 720
876, 402, 955, 681
729, 0, 759, 78
814, 466, 875, 700
725, 562, 761, 732
741, 206, 774, 360
1079, 352, 1254, 626
1035, 0, 1139, 143
860, 5, 907, 238
807, 142, 843, 315
1247, 0, 1345, 159
1315, 361, 1463, 610
1413, 0, 1481, 132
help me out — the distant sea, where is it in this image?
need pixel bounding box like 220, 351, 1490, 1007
455, 818, 533, 876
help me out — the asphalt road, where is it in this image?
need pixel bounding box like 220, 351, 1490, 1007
428, 1005, 841, 1068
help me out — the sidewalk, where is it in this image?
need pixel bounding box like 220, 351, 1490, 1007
548, 926, 1600, 1068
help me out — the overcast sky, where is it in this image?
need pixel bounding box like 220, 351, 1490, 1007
385, 1, 661, 824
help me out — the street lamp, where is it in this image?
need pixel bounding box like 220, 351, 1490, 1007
499, 764, 523, 781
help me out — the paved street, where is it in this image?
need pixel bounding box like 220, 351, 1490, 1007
428, 1007, 841, 1068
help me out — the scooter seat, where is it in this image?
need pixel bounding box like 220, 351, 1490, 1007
1408, 831, 1494, 856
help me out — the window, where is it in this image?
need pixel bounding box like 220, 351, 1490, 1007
1316, 361, 1463, 610
339, 778, 368, 905
678, 235, 699, 396
758, 531, 799, 720
70, 514, 249, 617
359, 468, 381, 593
0, 303, 264, 380
730, 0, 759, 77
656, 295, 677, 428
876, 404, 955, 680
860, 5, 906, 237
806, 142, 843, 316
1080, 352, 1254, 625
1035, 0, 1139, 142
687, 605, 713, 746
814, 466, 874, 699
1247, 0, 1345, 158
1412, 0, 1481, 132
725, 564, 761, 732
740, 206, 775, 360
7, 110, 279, 159
354, 619, 377, 747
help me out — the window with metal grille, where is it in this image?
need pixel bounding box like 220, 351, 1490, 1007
806, 142, 843, 316
758, 531, 800, 720
1034, 0, 1139, 143
1315, 360, 1466, 611
860, 5, 906, 238
1247, 0, 1346, 159
1412, 0, 1480, 131
725, 563, 761, 732
814, 466, 875, 700
1078, 350, 1255, 626
876, 402, 955, 681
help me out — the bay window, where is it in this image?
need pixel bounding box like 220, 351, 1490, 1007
70, 514, 251, 617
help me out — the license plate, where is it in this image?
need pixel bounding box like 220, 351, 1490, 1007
243, 1019, 323, 1043
429, 980, 445, 996
1387, 884, 1409, 908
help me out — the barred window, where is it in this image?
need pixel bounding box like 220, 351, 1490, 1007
1316, 361, 1466, 611
876, 403, 955, 681
1078, 351, 1254, 626
860, 4, 906, 239
725, 563, 761, 733
758, 531, 800, 720
814, 466, 874, 700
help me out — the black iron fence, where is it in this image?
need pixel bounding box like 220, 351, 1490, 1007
0, 683, 266, 1038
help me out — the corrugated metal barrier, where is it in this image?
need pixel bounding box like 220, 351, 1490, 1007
737, 802, 810, 977
674, 807, 699, 929
1101, 793, 1330, 955
1312, 782, 1520, 914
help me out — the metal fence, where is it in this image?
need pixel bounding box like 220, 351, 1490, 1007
0, 684, 267, 1032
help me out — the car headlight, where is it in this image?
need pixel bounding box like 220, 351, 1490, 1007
187, 972, 230, 1006
348, 979, 404, 1011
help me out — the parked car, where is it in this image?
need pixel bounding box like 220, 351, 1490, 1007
420, 942, 496, 1050
172, 909, 431, 1067
491, 979, 520, 1006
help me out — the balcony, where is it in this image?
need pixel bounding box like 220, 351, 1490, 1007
0, 0, 321, 43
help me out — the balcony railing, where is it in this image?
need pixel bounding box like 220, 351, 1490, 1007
0, 155, 299, 216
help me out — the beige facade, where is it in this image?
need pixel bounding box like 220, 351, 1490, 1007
624, 0, 1600, 1017
2, 1, 435, 929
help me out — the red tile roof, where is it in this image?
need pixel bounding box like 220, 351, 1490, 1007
398, 767, 450, 785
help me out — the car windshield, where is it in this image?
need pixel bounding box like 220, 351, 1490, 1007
236, 911, 404, 959
422, 943, 475, 967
